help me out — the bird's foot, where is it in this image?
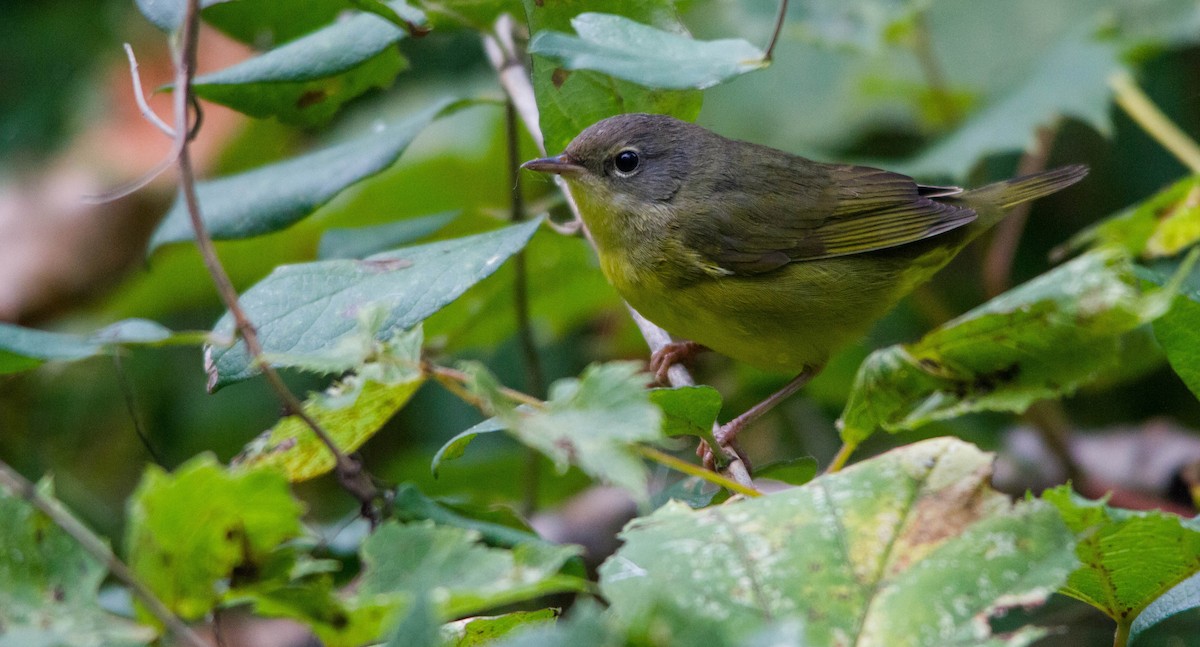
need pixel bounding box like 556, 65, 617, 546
649, 341, 707, 385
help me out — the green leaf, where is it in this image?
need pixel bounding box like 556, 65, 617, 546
232, 331, 425, 481
126, 455, 304, 621
462, 361, 664, 501
191, 1, 423, 126
199, 0, 350, 44
792, 0, 930, 51
419, 0, 523, 31
134, 0, 222, 31
226, 550, 401, 647
528, 13, 765, 90
318, 211, 459, 259
487, 602, 616, 647
1057, 175, 1200, 261
358, 521, 586, 618
0, 479, 156, 647
206, 219, 540, 388
901, 24, 1116, 177
1154, 295, 1200, 402
386, 593, 441, 647
1130, 571, 1200, 645
839, 249, 1176, 446
431, 416, 507, 477
149, 99, 461, 252
522, 0, 702, 154
442, 610, 558, 646
649, 385, 722, 441
391, 484, 545, 549
1042, 486, 1200, 626
0, 319, 203, 375
599, 437, 1077, 646
755, 456, 819, 486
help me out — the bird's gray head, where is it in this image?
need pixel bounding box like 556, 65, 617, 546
523, 113, 709, 203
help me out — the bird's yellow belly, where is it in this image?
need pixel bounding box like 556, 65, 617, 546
603, 254, 907, 374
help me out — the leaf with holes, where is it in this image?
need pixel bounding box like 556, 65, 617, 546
125, 455, 305, 621
600, 437, 1077, 646
838, 249, 1181, 447
0, 479, 156, 646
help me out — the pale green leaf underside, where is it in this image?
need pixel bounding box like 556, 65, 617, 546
599, 437, 1076, 646
149, 99, 460, 251
207, 220, 540, 388
0, 318, 203, 375
529, 13, 766, 90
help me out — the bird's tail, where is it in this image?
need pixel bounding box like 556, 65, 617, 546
964, 164, 1089, 212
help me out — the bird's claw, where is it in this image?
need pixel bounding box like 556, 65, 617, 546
649, 341, 707, 385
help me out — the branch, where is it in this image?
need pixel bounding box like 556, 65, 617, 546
484, 15, 752, 488
1111, 70, 1200, 174
171, 0, 382, 520
764, 0, 789, 62
0, 462, 208, 647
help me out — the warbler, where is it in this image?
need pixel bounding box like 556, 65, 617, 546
524, 113, 1086, 458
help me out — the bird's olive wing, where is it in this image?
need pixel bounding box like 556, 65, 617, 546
691, 164, 976, 275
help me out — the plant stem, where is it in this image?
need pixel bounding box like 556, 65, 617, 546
1113, 618, 1131, 647
0, 461, 208, 647
826, 442, 856, 473
429, 363, 546, 409
764, 0, 789, 62
172, 0, 380, 519
1111, 70, 1200, 174
506, 96, 546, 515
637, 446, 761, 498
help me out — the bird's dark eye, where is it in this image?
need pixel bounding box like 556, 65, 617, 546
614, 149, 640, 174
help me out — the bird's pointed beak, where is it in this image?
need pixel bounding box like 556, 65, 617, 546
521, 153, 584, 176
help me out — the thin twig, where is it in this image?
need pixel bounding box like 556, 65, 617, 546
429, 363, 545, 409
764, 0, 789, 62
825, 442, 855, 474
1111, 70, 1200, 174
0, 462, 208, 647
125, 43, 175, 137
505, 96, 547, 515
485, 15, 754, 489
112, 353, 164, 466
171, 0, 381, 519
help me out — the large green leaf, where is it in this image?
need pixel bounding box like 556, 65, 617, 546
1155, 295, 1200, 402
318, 211, 458, 259
0, 480, 155, 647
149, 99, 460, 251
838, 249, 1178, 446
522, 0, 702, 154
900, 24, 1116, 177
599, 437, 1077, 646
206, 219, 540, 389
528, 12, 765, 90
358, 521, 586, 618
191, 1, 425, 126
0, 319, 203, 375
125, 455, 305, 621
461, 361, 664, 501
1042, 487, 1200, 629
